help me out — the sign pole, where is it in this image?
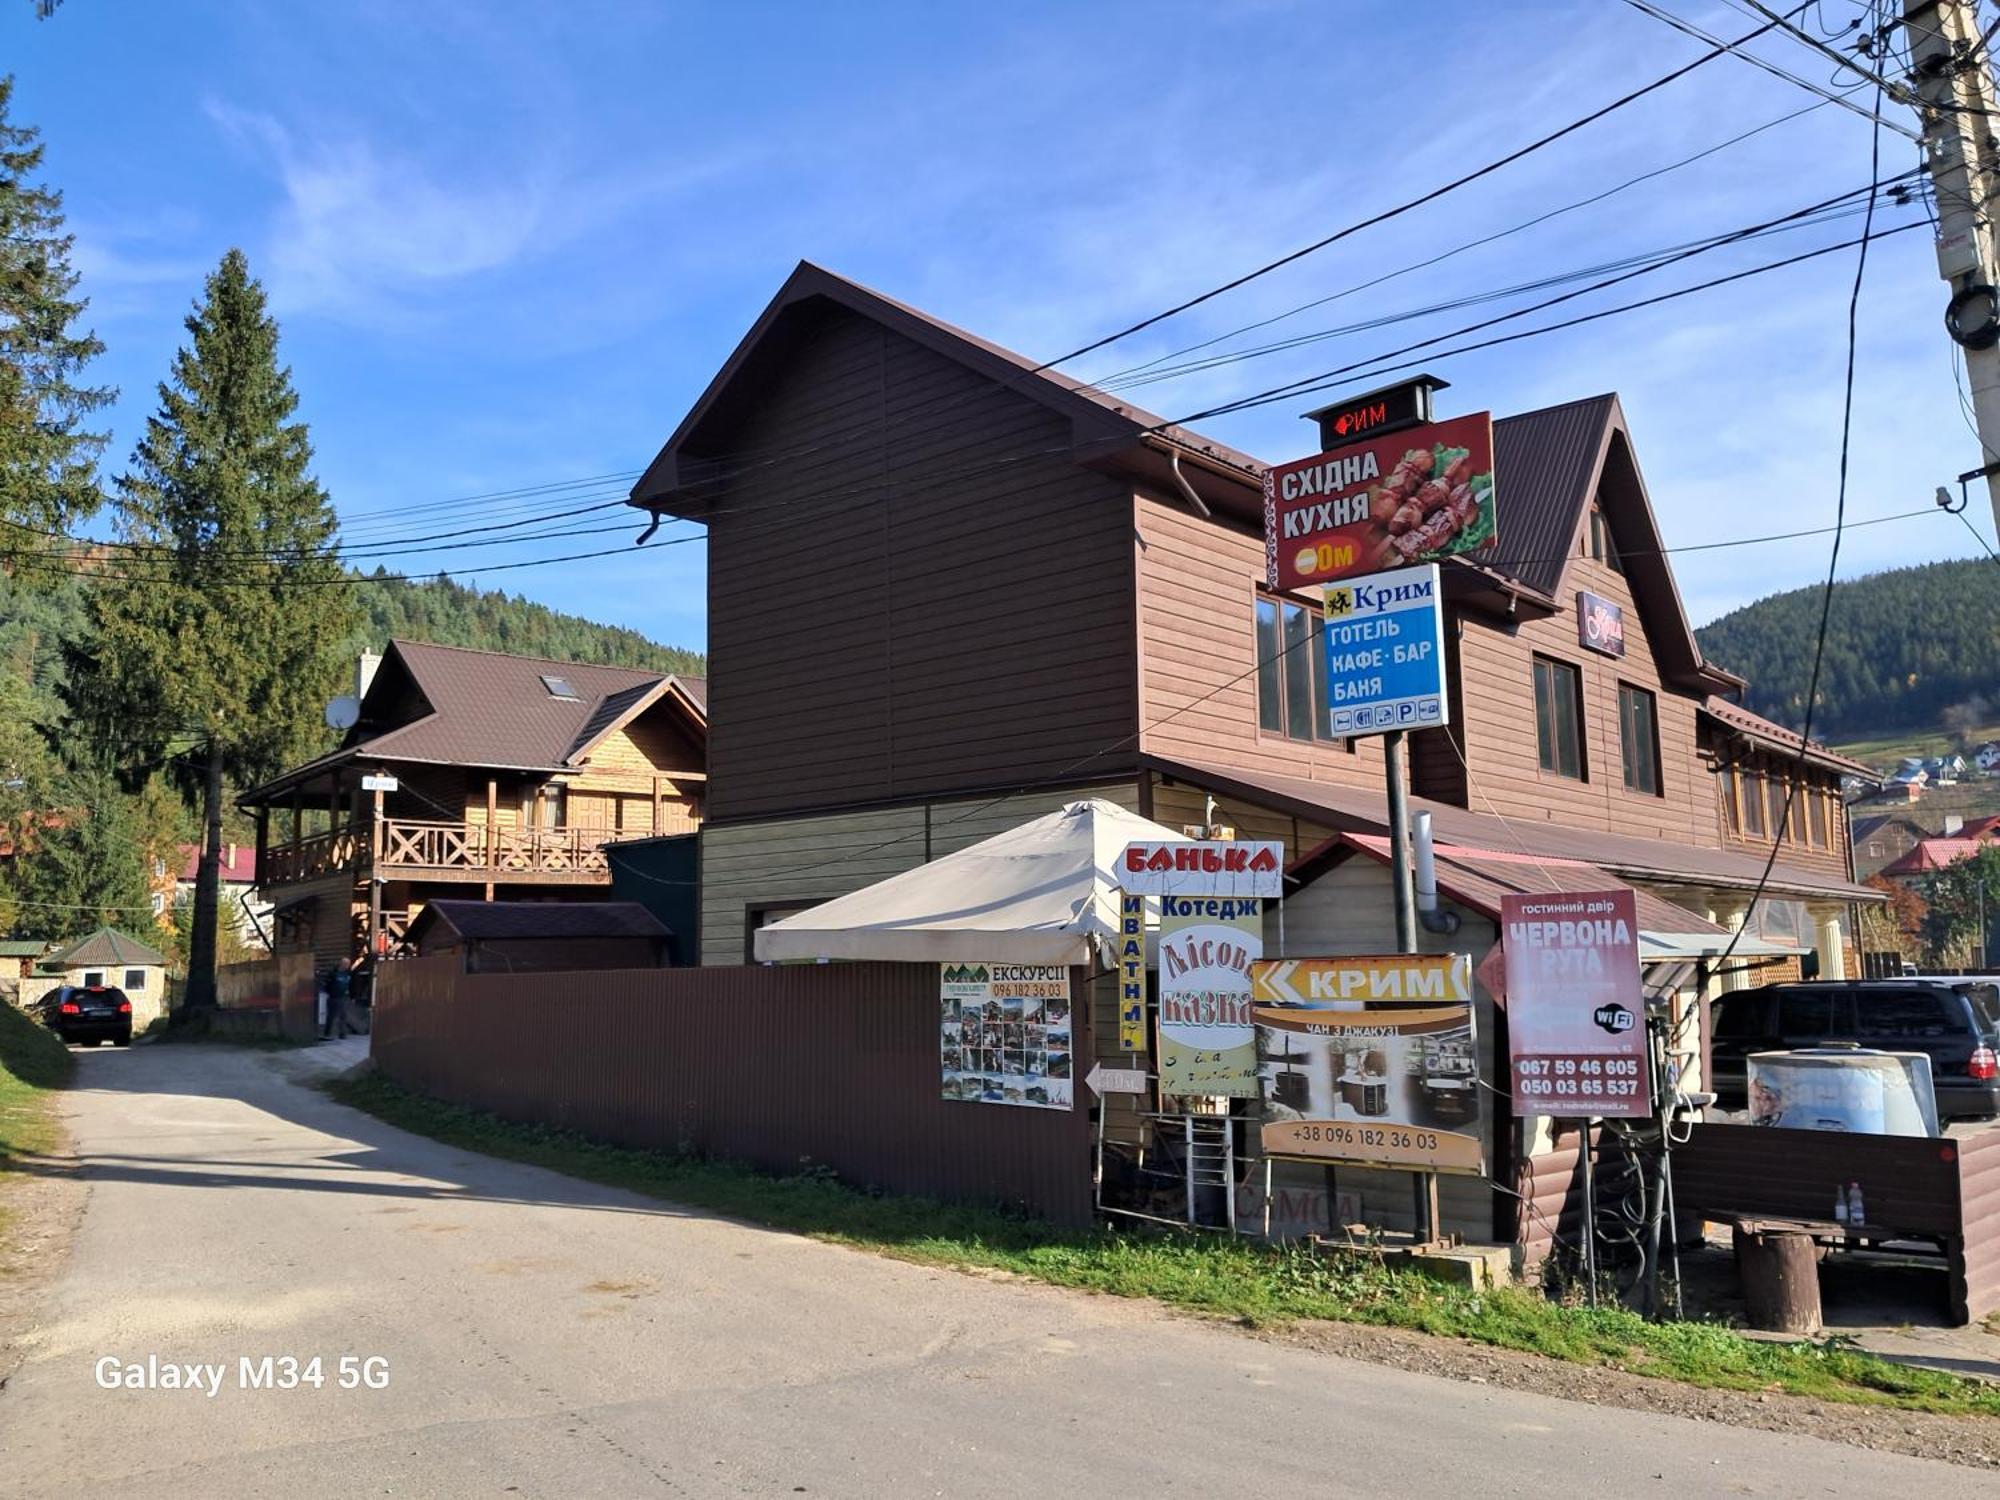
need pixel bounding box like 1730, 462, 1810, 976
1384, 728, 1433, 1242
1578, 1119, 1599, 1307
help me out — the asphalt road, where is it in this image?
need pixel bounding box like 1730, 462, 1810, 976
0, 1043, 1987, 1498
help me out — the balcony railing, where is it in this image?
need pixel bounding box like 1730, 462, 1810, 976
263, 817, 653, 885
262, 825, 370, 885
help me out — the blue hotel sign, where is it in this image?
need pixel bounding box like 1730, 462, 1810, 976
1321, 563, 1449, 737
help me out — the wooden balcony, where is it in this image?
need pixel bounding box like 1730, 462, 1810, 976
262, 818, 654, 888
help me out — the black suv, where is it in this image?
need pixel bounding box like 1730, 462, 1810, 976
44, 984, 133, 1047
1710, 979, 2000, 1122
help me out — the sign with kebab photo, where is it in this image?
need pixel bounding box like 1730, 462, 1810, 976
1262, 411, 1496, 591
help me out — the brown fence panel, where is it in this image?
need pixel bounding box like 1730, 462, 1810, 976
371, 960, 1095, 1226
1673, 1123, 1963, 1236
1952, 1129, 2000, 1323
216, 959, 280, 1010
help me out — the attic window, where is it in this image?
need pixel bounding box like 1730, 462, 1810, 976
539, 675, 579, 701
1587, 508, 1623, 574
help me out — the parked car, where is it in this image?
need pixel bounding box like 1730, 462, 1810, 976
44, 983, 133, 1047
1710, 979, 2000, 1122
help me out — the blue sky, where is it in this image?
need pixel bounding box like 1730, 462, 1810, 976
7, 0, 1994, 652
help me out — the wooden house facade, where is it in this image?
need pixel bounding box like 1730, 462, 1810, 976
242, 640, 706, 967
629, 263, 1873, 976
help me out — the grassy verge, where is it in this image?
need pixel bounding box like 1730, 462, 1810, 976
327, 1071, 2000, 1418
0, 1003, 72, 1240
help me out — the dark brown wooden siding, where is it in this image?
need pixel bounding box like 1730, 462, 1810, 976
1133, 490, 1381, 790
699, 307, 1137, 822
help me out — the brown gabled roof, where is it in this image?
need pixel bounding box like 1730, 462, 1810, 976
1699, 696, 1875, 777
408, 899, 670, 944
630, 265, 1739, 691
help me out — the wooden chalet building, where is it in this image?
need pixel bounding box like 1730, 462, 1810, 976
242, 640, 706, 966
629, 262, 1874, 978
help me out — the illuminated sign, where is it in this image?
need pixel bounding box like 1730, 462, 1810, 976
1305, 375, 1442, 451
1263, 411, 1497, 590
1577, 590, 1626, 658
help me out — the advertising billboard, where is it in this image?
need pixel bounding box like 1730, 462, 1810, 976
1118, 840, 1284, 898
1500, 891, 1652, 1118
1262, 411, 1496, 591
1321, 563, 1448, 737
1157, 895, 1261, 1098
1249, 955, 1484, 1175
939, 964, 1073, 1110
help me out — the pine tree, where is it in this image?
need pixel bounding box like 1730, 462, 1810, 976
73, 249, 356, 1008
0, 74, 112, 556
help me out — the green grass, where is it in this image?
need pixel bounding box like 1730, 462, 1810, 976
1831, 724, 2000, 771
328, 1071, 2000, 1419
0, 1002, 72, 1243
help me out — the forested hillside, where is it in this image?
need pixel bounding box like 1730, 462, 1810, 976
1694, 559, 2000, 740
0, 567, 704, 716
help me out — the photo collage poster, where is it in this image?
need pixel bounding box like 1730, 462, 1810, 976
939, 963, 1074, 1110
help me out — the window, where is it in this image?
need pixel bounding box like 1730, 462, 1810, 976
1808, 789, 1831, 848
83, 970, 103, 987
1739, 768, 1766, 837
1254, 596, 1335, 743
1856, 990, 1953, 1041
1532, 656, 1583, 779
150, 892, 166, 916
1617, 684, 1660, 795
1768, 776, 1791, 841
538, 674, 578, 700
1776, 990, 1830, 1038
1588, 507, 1623, 574
1721, 768, 1741, 834
124, 968, 146, 990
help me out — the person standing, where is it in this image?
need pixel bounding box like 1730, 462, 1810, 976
327, 958, 356, 1040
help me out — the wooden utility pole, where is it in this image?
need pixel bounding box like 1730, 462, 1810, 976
1905, 0, 2000, 532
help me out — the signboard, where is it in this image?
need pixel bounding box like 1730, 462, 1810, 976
1500, 891, 1652, 1118
360, 773, 399, 792
1250, 954, 1483, 1175
1085, 1062, 1149, 1096
1320, 563, 1448, 737
1576, 590, 1626, 658
1304, 376, 1439, 449
1263, 411, 1496, 591
1118, 841, 1283, 898
939, 964, 1073, 1110
1115, 892, 1147, 1053
1157, 895, 1261, 1097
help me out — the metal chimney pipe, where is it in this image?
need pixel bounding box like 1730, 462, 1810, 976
1413, 810, 1460, 935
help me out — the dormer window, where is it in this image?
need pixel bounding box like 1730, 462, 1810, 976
539, 675, 578, 701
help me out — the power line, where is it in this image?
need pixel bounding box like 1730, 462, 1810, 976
1616, 0, 1924, 138
1705, 83, 1885, 986
1087, 96, 1837, 392
1031, 3, 1829, 373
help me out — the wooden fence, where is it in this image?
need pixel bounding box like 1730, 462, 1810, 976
370, 958, 1096, 1226
215, 952, 320, 1041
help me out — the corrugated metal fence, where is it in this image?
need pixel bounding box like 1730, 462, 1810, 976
371, 958, 1095, 1226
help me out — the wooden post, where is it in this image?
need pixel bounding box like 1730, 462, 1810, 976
1736, 1226, 1823, 1334
255, 807, 268, 890
652, 775, 664, 835
368, 780, 385, 963
289, 788, 302, 844
485, 777, 498, 867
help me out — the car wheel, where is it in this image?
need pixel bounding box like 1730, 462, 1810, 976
114, 1034, 131, 1048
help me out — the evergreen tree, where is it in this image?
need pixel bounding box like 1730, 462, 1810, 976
0, 74, 112, 555
0, 764, 152, 941
72, 249, 356, 1008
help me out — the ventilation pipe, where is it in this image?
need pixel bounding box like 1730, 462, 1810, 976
355, 651, 382, 701
1413, 810, 1460, 935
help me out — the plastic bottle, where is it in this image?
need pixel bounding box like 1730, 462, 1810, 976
1833, 1184, 1849, 1224
1847, 1181, 1864, 1226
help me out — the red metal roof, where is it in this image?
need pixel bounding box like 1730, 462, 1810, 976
178, 843, 257, 883
1881, 837, 1992, 877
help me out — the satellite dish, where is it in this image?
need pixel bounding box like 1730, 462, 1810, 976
324, 696, 360, 731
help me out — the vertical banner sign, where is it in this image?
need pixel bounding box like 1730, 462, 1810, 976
1250, 956, 1484, 1175
1157, 895, 1262, 1097
1500, 891, 1652, 1119
1116, 891, 1147, 1053
1321, 563, 1449, 737
940, 964, 1074, 1110
1263, 412, 1496, 590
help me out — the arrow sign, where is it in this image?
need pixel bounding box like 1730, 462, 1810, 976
1085, 1062, 1148, 1097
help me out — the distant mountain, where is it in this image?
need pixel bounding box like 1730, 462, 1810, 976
1694, 558, 2000, 741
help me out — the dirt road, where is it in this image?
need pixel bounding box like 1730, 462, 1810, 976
0, 1043, 1987, 1497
